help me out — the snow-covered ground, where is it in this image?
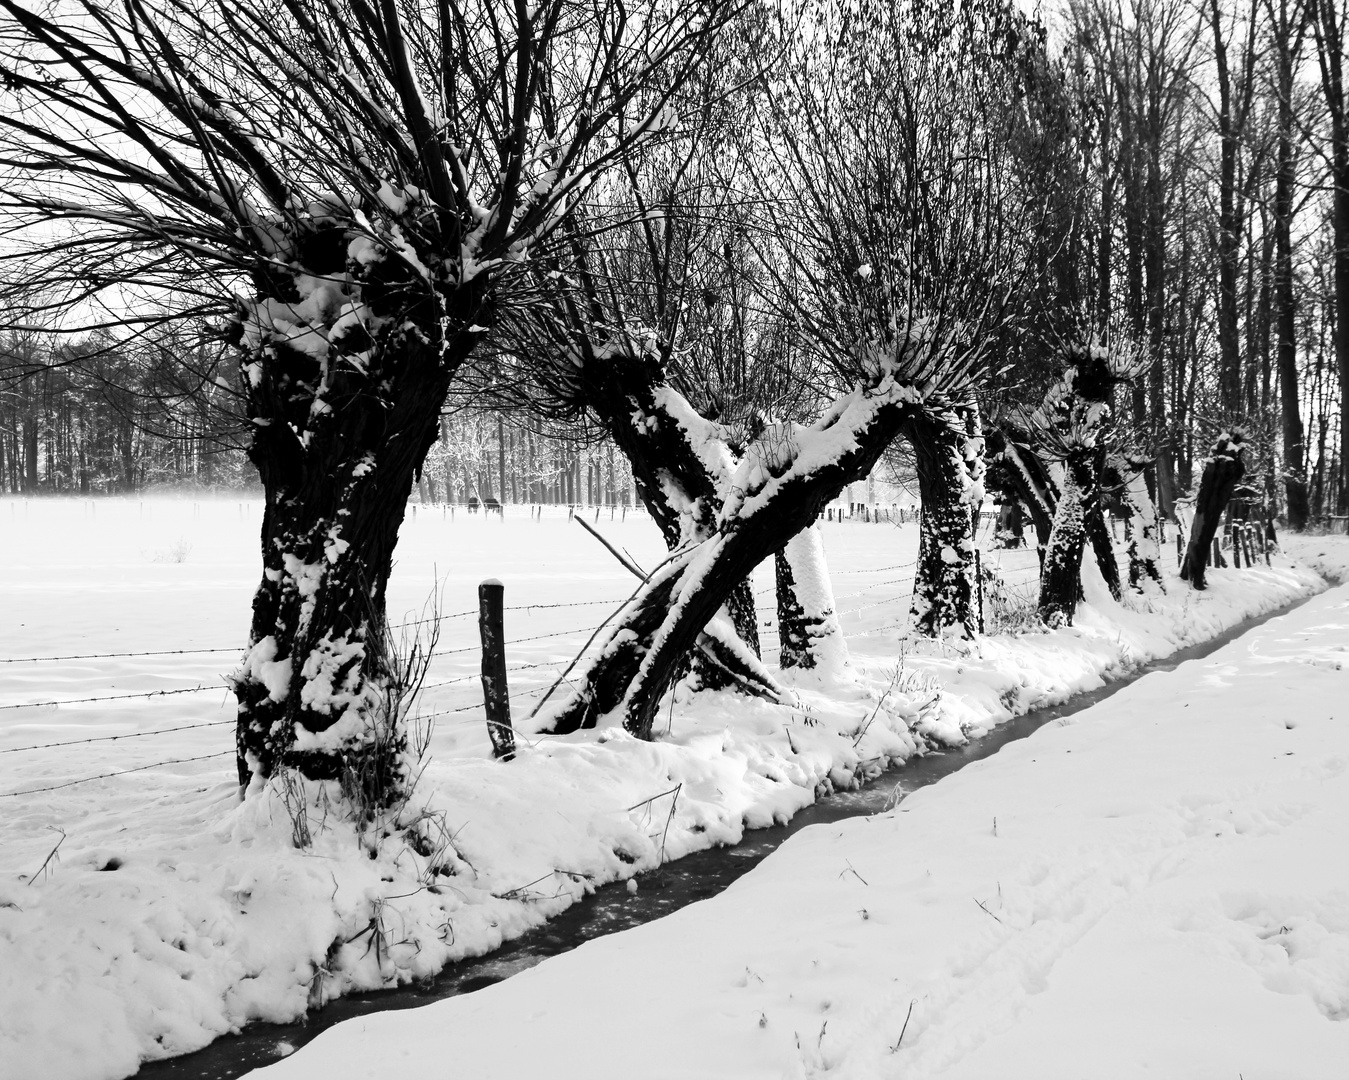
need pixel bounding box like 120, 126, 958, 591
0, 497, 1342, 1080
252, 575, 1349, 1080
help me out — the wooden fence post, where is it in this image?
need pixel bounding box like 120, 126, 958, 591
974, 548, 984, 634
478, 579, 515, 761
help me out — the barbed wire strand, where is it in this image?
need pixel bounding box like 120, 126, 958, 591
0, 751, 234, 799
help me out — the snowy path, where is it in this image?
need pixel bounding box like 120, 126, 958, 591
250, 583, 1349, 1080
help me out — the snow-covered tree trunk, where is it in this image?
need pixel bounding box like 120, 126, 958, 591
234, 263, 482, 793
775, 525, 847, 674
542, 378, 932, 738
1119, 459, 1163, 589
1181, 433, 1247, 590
1037, 454, 1094, 626
1082, 448, 1123, 602
569, 348, 769, 693
986, 425, 1056, 551
906, 403, 984, 638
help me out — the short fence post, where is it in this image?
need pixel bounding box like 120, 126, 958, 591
478, 579, 515, 761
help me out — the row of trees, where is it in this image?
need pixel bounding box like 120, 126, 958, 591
1054, 0, 1348, 527
0, 0, 1340, 810
0, 331, 250, 492
0, 327, 639, 506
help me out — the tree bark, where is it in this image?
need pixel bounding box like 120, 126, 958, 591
1038, 453, 1095, 627
905, 403, 983, 638
775, 525, 847, 674
1116, 456, 1163, 589
542, 386, 924, 738
232, 214, 487, 797
1180, 435, 1247, 589
235, 328, 465, 795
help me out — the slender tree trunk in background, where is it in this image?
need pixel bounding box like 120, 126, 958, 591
905, 403, 983, 638
1038, 454, 1095, 627
775, 525, 847, 674
1181, 435, 1247, 588
1210, 0, 1248, 413
22, 413, 37, 491
1310, 0, 1349, 511
1273, 0, 1310, 529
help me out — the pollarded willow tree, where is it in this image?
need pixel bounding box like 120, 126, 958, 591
0, 0, 743, 800
1024, 342, 1147, 626
497, 0, 1065, 738
483, 100, 803, 702
738, 0, 1072, 639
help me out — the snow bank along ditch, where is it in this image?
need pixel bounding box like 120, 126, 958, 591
1, 501, 1343, 1080
139, 582, 1334, 1080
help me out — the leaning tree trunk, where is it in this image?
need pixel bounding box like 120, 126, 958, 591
775, 524, 848, 675
905, 403, 984, 638
1118, 459, 1163, 589
986, 426, 1057, 550
233, 243, 485, 798
1180, 436, 1246, 590
542, 386, 926, 739
1083, 448, 1123, 602
1038, 453, 1095, 627
572, 348, 769, 693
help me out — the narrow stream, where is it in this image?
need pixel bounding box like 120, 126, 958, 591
137, 592, 1320, 1080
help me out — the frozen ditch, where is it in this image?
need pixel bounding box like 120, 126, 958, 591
134, 591, 1322, 1080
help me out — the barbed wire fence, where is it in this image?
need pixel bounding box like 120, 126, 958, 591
0, 514, 1047, 798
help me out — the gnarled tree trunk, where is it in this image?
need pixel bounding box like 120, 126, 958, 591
542, 386, 926, 738
985, 424, 1057, 550
1181, 435, 1246, 589
233, 237, 486, 798
1038, 453, 1095, 627
906, 402, 984, 637
569, 347, 770, 693
1112, 455, 1163, 589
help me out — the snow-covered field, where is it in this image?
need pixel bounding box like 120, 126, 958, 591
0, 497, 1341, 1080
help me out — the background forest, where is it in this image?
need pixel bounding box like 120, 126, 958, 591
0, 0, 1344, 527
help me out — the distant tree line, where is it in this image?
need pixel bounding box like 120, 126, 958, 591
0, 329, 249, 493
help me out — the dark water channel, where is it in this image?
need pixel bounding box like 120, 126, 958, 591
138, 591, 1321, 1080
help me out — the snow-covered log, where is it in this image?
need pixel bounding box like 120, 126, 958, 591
775, 525, 848, 674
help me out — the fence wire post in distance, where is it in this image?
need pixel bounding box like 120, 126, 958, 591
478, 579, 516, 761
974, 548, 984, 634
